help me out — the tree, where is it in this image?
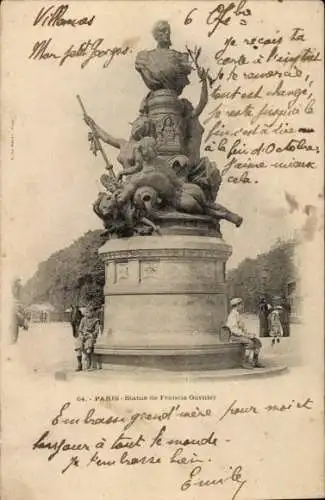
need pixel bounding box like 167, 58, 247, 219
21, 230, 105, 310
227, 239, 296, 313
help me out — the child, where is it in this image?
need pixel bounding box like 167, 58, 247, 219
226, 297, 264, 369
268, 306, 284, 346
75, 305, 101, 371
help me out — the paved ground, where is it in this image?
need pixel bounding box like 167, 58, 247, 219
6, 314, 303, 381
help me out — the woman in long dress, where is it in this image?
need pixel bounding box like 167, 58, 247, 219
258, 297, 272, 337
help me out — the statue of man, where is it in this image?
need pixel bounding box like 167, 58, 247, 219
136, 20, 209, 169
135, 20, 192, 95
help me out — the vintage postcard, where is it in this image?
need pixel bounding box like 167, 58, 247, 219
1, 0, 324, 499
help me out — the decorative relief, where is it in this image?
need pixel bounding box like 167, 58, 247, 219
141, 260, 160, 281
156, 115, 182, 150
116, 261, 129, 281
103, 247, 231, 262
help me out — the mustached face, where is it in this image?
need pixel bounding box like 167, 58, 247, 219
152, 21, 171, 47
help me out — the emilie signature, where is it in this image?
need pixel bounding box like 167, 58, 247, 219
180, 464, 247, 499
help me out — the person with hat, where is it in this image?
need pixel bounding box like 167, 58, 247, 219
226, 298, 264, 369
74, 304, 101, 371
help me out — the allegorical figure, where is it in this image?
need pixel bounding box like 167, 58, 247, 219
84, 114, 156, 175
80, 19, 243, 238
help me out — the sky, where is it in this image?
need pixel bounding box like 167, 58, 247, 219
1, 0, 323, 284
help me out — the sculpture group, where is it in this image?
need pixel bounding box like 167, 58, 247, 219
83, 21, 242, 238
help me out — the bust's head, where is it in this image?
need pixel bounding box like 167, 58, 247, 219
152, 20, 171, 48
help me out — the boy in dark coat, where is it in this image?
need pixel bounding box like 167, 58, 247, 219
74, 305, 101, 371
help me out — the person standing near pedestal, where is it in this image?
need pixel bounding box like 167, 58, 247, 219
226, 298, 264, 369
280, 294, 291, 337
74, 305, 101, 371
269, 305, 284, 346
70, 305, 83, 338
258, 297, 272, 337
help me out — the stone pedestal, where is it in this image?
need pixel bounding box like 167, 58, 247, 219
95, 235, 244, 370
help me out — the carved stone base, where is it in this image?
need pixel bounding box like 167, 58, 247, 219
95, 344, 244, 371
151, 211, 221, 237
95, 235, 241, 370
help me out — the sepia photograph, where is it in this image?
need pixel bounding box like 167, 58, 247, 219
1, 1, 324, 499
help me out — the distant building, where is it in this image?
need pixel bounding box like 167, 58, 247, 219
28, 303, 56, 323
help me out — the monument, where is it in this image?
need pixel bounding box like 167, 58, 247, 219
82, 21, 244, 370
